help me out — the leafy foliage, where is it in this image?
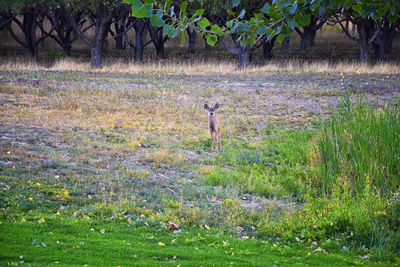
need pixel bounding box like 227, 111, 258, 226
122, 0, 400, 47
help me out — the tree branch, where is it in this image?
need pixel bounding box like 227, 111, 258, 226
339, 21, 359, 43
70, 12, 92, 46
220, 36, 239, 55
8, 26, 28, 48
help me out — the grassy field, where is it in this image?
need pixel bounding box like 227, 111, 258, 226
1, 60, 399, 266
1, 217, 383, 267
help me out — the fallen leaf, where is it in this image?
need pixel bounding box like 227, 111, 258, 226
38, 218, 45, 224
158, 242, 165, 247
168, 222, 180, 230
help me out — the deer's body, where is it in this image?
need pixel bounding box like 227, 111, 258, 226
204, 103, 222, 151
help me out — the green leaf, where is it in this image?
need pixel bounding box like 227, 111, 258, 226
198, 17, 210, 29
239, 9, 246, 19
237, 22, 249, 33
261, 3, 271, 14
156, 9, 163, 18
281, 24, 292, 35
210, 24, 224, 36
276, 33, 286, 43
231, 23, 238, 33
164, 0, 172, 9
253, 12, 264, 20
232, 0, 240, 8
150, 14, 165, 27
289, 2, 298, 14
206, 34, 218, 46
352, 4, 362, 14
288, 19, 297, 30
297, 14, 311, 27
180, 1, 187, 14
266, 28, 276, 40
195, 9, 205, 16
256, 26, 267, 35
131, 0, 153, 18
181, 31, 187, 46
163, 24, 178, 38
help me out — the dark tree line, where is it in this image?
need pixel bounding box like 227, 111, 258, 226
0, 0, 399, 68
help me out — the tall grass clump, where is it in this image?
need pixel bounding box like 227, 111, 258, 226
268, 97, 400, 261
316, 95, 400, 197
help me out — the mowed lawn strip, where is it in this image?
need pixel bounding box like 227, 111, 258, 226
0, 218, 381, 267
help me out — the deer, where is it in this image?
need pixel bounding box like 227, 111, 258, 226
204, 102, 222, 151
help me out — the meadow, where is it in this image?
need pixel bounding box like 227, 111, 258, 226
1, 30, 400, 266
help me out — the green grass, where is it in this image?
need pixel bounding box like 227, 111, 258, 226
262, 98, 400, 261
1, 68, 399, 265
316, 95, 400, 197
202, 129, 314, 198
0, 216, 383, 267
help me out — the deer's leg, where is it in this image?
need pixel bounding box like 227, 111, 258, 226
217, 130, 221, 151
210, 130, 215, 149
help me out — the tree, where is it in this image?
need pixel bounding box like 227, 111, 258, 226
127, 18, 149, 62
295, 15, 325, 50
1, 0, 58, 60
123, 0, 317, 68
329, 0, 400, 63
68, 0, 122, 68
109, 5, 130, 49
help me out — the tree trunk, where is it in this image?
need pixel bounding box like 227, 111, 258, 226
148, 25, 167, 59
238, 46, 252, 69
23, 9, 38, 61
262, 37, 276, 61
281, 37, 290, 54
155, 42, 165, 58
134, 31, 144, 62
132, 20, 147, 63
61, 31, 73, 53
90, 43, 102, 68
90, 10, 112, 68
297, 17, 322, 50
357, 20, 370, 64
372, 22, 397, 60
113, 15, 127, 50
187, 28, 196, 53
299, 29, 316, 50
114, 30, 125, 49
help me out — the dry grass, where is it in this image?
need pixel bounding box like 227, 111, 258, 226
0, 57, 399, 75
145, 148, 186, 166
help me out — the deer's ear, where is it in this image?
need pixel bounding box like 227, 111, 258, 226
204, 103, 209, 110
214, 103, 220, 109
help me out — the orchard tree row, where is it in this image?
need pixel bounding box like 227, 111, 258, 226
0, 0, 399, 68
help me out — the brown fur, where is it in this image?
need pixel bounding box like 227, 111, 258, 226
204, 103, 222, 151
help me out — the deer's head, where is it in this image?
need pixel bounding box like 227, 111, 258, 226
204, 103, 219, 116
